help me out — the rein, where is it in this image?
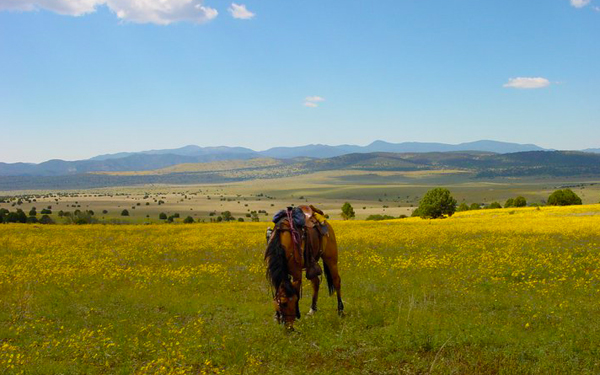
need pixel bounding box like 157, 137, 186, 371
274, 208, 303, 264
286, 208, 302, 256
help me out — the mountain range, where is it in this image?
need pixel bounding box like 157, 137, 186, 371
1, 140, 598, 177
3, 150, 600, 191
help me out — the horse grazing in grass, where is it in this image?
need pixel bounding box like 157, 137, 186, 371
264, 206, 343, 329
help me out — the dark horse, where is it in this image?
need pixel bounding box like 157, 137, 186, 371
264, 206, 343, 329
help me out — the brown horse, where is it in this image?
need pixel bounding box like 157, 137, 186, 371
265, 206, 343, 329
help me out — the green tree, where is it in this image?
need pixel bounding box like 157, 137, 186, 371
121, 209, 129, 216
513, 196, 527, 207
504, 198, 515, 208
221, 211, 234, 221
489, 202, 502, 209
547, 189, 582, 206
14, 209, 27, 223
183, 216, 195, 224
341, 202, 355, 220
469, 203, 481, 210
29, 207, 37, 217
159, 212, 167, 220
39, 215, 54, 224
416, 188, 457, 219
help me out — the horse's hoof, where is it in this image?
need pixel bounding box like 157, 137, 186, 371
307, 308, 316, 316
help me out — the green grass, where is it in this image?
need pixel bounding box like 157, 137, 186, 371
2, 207, 600, 373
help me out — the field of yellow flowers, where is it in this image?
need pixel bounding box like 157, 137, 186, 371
2, 205, 600, 374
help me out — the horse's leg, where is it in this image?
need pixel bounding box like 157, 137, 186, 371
323, 259, 344, 314
288, 261, 303, 321
322, 223, 344, 315
308, 276, 320, 315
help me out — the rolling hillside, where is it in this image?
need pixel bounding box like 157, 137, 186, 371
2, 151, 600, 191
0, 140, 553, 177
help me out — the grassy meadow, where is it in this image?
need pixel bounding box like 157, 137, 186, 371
3, 171, 600, 223
2, 205, 600, 373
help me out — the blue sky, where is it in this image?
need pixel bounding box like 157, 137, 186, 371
1, 0, 599, 163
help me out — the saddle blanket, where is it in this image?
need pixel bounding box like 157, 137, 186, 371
272, 207, 306, 228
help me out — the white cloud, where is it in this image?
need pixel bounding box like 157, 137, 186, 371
570, 0, 591, 8
303, 95, 325, 108
228, 3, 253, 19
503, 77, 551, 89
0, 0, 219, 24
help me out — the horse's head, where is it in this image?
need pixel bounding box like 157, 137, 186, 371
265, 218, 303, 329
274, 281, 300, 327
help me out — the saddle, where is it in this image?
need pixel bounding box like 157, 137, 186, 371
270, 205, 328, 279
298, 205, 329, 236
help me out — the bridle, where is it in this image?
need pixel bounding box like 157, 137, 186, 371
270, 208, 304, 264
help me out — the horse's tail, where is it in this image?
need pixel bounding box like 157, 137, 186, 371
264, 230, 294, 296
323, 261, 335, 296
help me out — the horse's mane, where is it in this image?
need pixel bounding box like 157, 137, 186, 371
264, 228, 295, 297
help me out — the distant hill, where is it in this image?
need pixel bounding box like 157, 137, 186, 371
0, 153, 260, 177
90, 145, 259, 161
2, 151, 600, 191
95, 158, 285, 176
583, 148, 600, 154
259, 140, 547, 159
0, 140, 555, 177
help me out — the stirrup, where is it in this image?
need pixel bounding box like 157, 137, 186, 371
306, 263, 322, 279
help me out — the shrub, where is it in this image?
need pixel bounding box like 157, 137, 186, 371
341, 202, 355, 220
469, 203, 481, 210
40, 208, 52, 214
504, 198, 515, 208
366, 214, 396, 221
39, 215, 54, 224
457, 203, 470, 212
121, 209, 129, 216
416, 188, 457, 219
513, 196, 527, 207
411, 207, 421, 217
221, 211, 234, 222
159, 212, 167, 220
183, 216, 194, 224
547, 189, 582, 206
489, 202, 502, 209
